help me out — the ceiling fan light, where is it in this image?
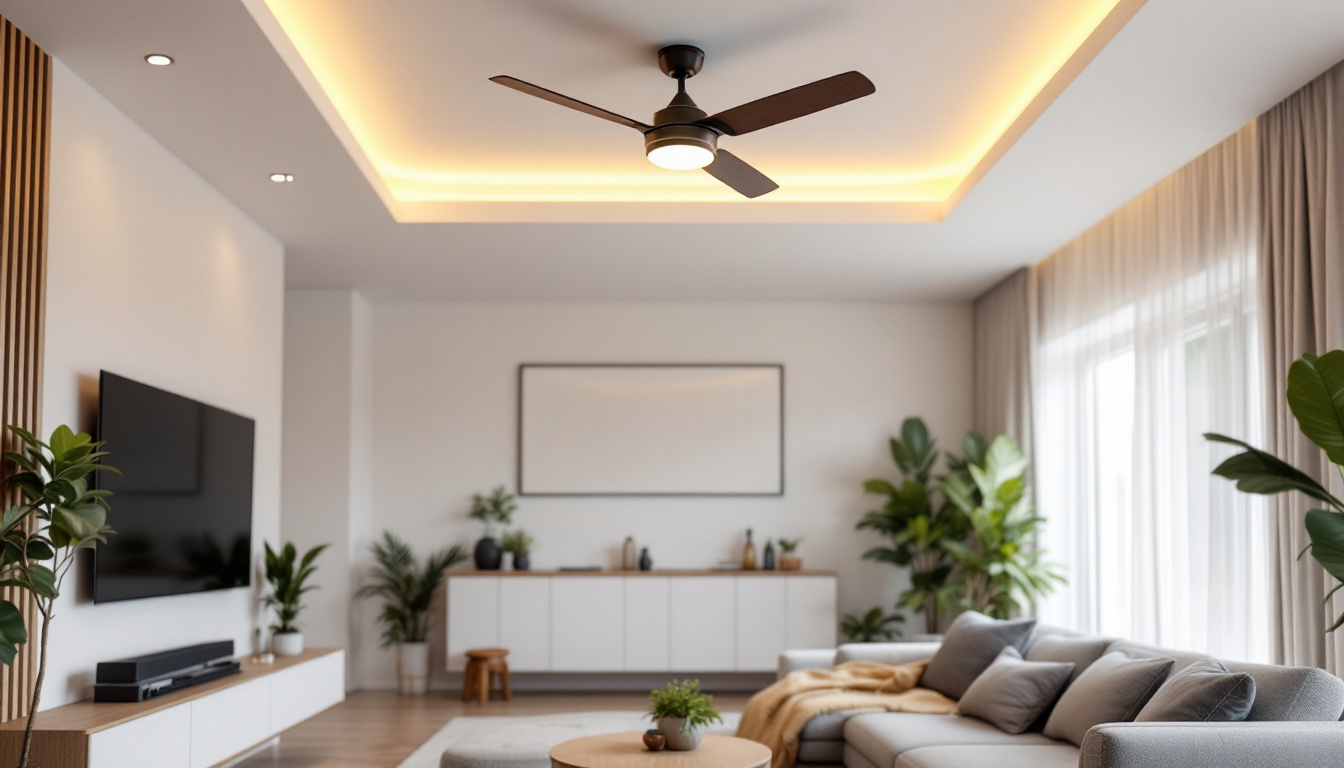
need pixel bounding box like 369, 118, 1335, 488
648, 143, 715, 171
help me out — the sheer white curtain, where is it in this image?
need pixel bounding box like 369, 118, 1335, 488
1034, 124, 1271, 662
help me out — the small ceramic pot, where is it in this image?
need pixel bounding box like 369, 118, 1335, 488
779, 554, 802, 571
272, 631, 304, 656
397, 641, 430, 696
474, 537, 502, 570
513, 552, 531, 571
657, 717, 705, 751
643, 730, 667, 751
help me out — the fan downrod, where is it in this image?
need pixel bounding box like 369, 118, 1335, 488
658, 45, 705, 79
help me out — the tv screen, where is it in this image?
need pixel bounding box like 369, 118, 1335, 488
94, 372, 255, 603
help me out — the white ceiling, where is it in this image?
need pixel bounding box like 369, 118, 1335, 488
4, 0, 1344, 301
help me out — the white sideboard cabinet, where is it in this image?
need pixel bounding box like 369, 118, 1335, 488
446, 572, 838, 673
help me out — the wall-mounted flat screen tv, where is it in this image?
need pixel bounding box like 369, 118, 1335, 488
93, 372, 255, 603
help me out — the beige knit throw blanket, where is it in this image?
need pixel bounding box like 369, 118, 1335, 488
735, 660, 957, 768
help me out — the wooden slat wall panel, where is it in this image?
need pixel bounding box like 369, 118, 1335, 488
0, 14, 49, 725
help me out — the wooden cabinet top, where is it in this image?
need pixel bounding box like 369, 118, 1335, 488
0, 647, 342, 735
446, 570, 837, 578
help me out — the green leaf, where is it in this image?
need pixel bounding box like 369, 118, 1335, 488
24, 539, 53, 561
1, 506, 29, 534
1206, 434, 1344, 510
863, 479, 899, 496
1305, 509, 1344, 583
1287, 352, 1344, 465
48, 424, 76, 458
0, 601, 27, 666
901, 418, 931, 462
26, 565, 57, 599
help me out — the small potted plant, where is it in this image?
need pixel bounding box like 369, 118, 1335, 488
469, 486, 516, 570
778, 538, 803, 571
648, 679, 722, 751
358, 531, 467, 695
263, 541, 328, 656
840, 607, 905, 642
501, 529, 534, 571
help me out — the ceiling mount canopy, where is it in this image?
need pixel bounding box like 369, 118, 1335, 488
490, 44, 875, 199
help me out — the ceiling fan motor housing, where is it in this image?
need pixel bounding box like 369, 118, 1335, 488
645, 90, 719, 161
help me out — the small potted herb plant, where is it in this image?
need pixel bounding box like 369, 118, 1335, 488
648, 679, 722, 751
263, 541, 328, 656
778, 538, 802, 571
469, 486, 516, 570
501, 529, 534, 571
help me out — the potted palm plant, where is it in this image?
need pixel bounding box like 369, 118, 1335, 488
840, 607, 906, 642
263, 541, 328, 656
1, 425, 118, 768
358, 531, 467, 695
469, 486, 515, 570
648, 679, 722, 751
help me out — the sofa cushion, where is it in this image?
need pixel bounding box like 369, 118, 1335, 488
837, 642, 942, 667
1043, 651, 1174, 746
1027, 633, 1112, 686
893, 745, 1080, 768
956, 647, 1074, 734
798, 740, 844, 764
1136, 658, 1255, 722
844, 712, 1056, 768
1105, 639, 1210, 675
920, 612, 1036, 700
1224, 661, 1344, 721
801, 709, 879, 741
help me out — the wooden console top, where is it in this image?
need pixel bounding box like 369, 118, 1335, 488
0, 647, 341, 735
446, 570, 837, 578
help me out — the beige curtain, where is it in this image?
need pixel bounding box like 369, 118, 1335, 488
972, 268, 1034, 453
1258, 60, 1344, 673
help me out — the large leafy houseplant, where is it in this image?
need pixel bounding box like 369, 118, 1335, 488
357, 531, 467, 646
939, 435, 1064, 618
858, 418, 971, 634
840, 606, 906, 642
1207, 350, 1344, 631
2, 425, 117, 768
263, 541, 328, 646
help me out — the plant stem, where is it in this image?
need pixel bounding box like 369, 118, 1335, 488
18, 600, 49, 768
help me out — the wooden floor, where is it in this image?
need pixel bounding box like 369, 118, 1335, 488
233, 690, 753, 768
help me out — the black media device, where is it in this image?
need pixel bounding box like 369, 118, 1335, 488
93, 371, 256, 604
94, 641, 240, 703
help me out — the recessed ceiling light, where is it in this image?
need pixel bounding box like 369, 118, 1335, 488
144, 54, 174, 66
269, 173, 294, 183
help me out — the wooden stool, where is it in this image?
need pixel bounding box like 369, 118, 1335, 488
462, 648, 510, 705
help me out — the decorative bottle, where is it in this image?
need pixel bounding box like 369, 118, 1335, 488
622, 536, 638, 571
763, 539, 776, 570
639, 547, 652, 571
743, 529, 757, 571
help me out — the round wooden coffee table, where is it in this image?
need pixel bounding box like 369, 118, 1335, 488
551, 733, 770, 768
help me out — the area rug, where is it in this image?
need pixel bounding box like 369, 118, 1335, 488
395, 710, 742, 768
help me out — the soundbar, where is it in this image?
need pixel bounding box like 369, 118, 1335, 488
94, 659, 241, 702
96, 640, 235, 685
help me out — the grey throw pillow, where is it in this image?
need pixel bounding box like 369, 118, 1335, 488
1135, 658, 1255, 722
956, 647, 1075, 734
1026, 634, 1113, 686
920, 611, 1037, 700
1043, 651, 1174, 746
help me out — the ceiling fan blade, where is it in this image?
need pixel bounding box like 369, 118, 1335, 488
698, 71, 875, 136
704, 149, 779, 199
490, 76, 651, 131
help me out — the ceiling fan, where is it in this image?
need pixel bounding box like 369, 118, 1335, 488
490, 45, 875, 198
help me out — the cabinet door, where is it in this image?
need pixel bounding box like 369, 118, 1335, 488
736, 577, 787, 671
500, 577, 551, 671
624, 577, 670, 671
787, 576, 838, 649
669, 577, 735, 671
551, 577, 625, 670
446, 576, 499, 671
271, 650, 346, 734
190, 677, 272, 768
88, 702, 191, 768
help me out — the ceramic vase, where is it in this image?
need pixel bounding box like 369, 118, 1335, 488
657, 717, 705, 751
272, 631, 304, 656
513, 552, 531, 571
397, 641, 430, 696
474, 537, 502, 570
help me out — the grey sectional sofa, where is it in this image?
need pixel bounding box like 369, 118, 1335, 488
778, 626, 1344, 768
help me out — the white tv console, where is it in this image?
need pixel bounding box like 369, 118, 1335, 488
0, 647, 344, 768
446, 571, 838, 673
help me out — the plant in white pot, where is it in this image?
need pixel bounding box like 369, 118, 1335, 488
358, 531, 466, 695
263, 541, 328, 656
648, 679, 723, 751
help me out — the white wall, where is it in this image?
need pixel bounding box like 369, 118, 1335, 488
40, 61, 284, 708
328, 301, 973, 689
